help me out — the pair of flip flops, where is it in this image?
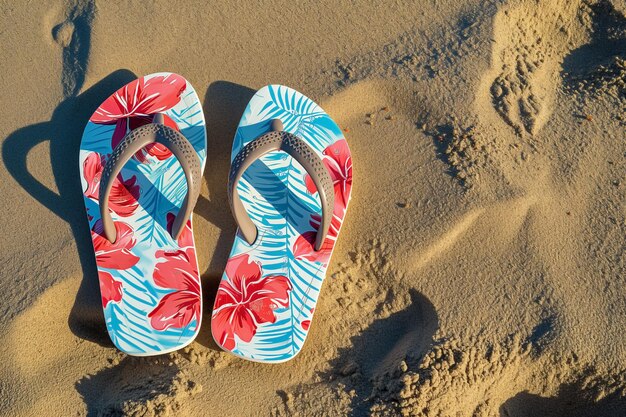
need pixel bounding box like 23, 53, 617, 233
79, 73, 353, 363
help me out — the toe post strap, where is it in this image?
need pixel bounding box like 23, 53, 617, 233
99, 116, 202, 243
228, 119, 334, 251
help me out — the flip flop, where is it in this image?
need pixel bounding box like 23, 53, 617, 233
79, 73, 207, 356
211, 85, 353, 362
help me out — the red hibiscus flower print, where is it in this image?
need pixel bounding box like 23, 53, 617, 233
148, 247, 201, 331
92, 219, 140, 269
90, 74, 187, 162
297, 140, 352, 265
211, 254, 292, 351
301, 308, 314, 331
83, 152, 140, 217
99, 271, 123, 308
305, 139, 352, 214
293, 213, 341, 265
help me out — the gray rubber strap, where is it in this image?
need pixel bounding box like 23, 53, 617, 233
99, 119, 202, 243
228, 119, 335, 251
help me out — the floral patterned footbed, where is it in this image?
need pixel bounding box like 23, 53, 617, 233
79, 73, 206, 356
211, 85, 353, 363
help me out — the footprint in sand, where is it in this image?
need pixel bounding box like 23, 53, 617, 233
52, 20, 74, 48
50, 0, 95, 97
483, 0, 576, 136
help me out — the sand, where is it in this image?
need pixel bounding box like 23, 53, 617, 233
0, 0, 625, 415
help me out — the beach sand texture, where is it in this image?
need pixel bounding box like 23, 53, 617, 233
0, 0, 625, 416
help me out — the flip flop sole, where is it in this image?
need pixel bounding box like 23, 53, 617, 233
79, 73, 206, 356
211, 85, 353, 363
